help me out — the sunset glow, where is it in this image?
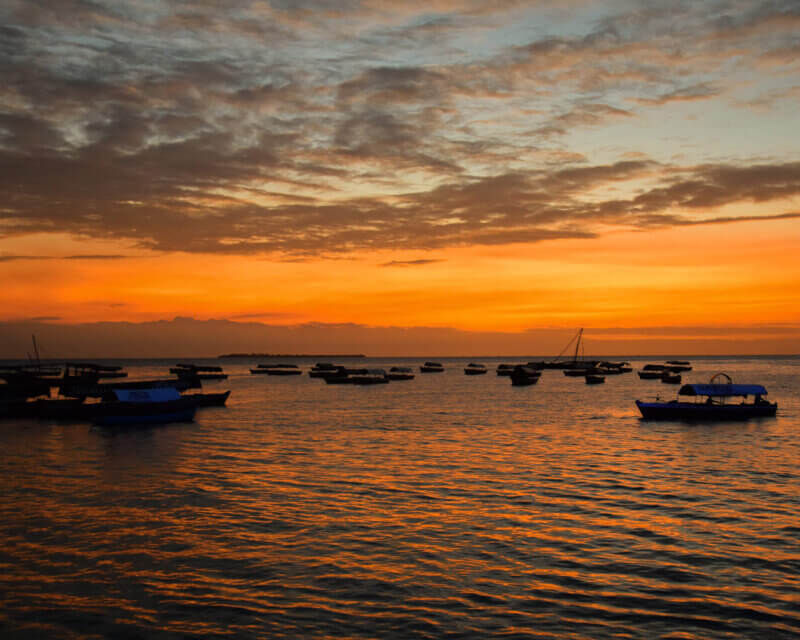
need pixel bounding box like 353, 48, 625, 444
1, 1, 799, 356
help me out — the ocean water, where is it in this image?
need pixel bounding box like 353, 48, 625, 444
1, 356, 799, 639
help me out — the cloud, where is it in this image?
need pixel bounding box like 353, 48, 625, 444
0, 253, 133, 261
0, 1, 798, 258
380, 259, 445, 267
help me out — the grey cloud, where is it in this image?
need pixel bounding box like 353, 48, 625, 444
380, 259, 445, 267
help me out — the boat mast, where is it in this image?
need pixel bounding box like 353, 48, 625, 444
573, 328, 583, 363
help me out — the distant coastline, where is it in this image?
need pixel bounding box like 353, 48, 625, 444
218, 353, 366, 359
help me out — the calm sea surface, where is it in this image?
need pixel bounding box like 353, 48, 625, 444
1, 356, 799, 639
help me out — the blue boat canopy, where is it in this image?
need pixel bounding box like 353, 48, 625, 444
678, 384, 767, 397
113, 388, 181, 402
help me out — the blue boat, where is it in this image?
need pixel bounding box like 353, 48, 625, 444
93, 388, 197, 426
636, 373, 777, 421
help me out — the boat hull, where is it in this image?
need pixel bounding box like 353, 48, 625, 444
636, 400, 777, 421
94, 407, 196, 426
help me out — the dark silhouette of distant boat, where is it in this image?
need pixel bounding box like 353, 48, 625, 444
171, 364, 228, 381
585, 374, 605, 384
386, 367, 415, 381
420, 362, 444, 372
464, 363, 487, 375
510, 366, 541, 386
251, 364, 302, 375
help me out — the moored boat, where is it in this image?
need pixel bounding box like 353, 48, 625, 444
420, 362, 445, 373
309, 363, 339, 378
636, 373, 777, 421
325, 368, 389, 385
251, 363, 303, 375
661, 371, 682, 384
585, 374, 605, 384
496, 364, 516, 376
171, 364, 228, 381
510, 365, 541, 386
464, 363, 487, 375
638, 364, 668, 379
92, 388, 197, 426
386, 367, 415, 381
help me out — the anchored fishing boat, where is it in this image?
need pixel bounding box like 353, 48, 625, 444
636, 373, 777, 421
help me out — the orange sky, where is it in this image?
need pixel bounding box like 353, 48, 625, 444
1, 2, 799, 355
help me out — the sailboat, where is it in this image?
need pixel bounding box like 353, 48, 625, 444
528, 328, 587, 370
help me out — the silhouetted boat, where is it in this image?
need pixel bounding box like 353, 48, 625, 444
638, 364, 668, 379
464, 363, 487, 375
527, 328, 587, 369
171, 364, 227, 380
666, 360, 692, 372
60, 377, 193, 398
182, 390, 231, 407
585, 374, 605, 384
386, 367, 415, 381
420, 362, 444, 372
309, 363, 339, 378
92, 388, 197, 426
251, 364, 303, 375
661, 371, 682, 384
510, 366, 541, 386
496, 364, 516, 376
325, 368, 389, 385
636, 373, 777, 420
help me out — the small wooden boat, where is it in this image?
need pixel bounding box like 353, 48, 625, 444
325, 369, 388, 385
661, 371, 682, 384
666, 360, 692, 372
251, 364, 303, 375
385, 367, 415, 381
638, 364, 668, 379
510, 366, 541, 386
420, 362, 445, 373
171, 364, 227, 380
309, 363, 339, 378
182, 390, 231, 407
585, 374, 605, 384
464, 363, 487, 375
496, 364, 516, 376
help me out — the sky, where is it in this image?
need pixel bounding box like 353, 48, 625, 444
1, 0, 799, 356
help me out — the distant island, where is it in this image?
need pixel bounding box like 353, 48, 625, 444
218, 353, 366, 359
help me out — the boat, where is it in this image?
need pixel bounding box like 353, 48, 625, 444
496, 364, 516, 376
182, 390, 231, 407
661, 371, 682, 384
638, 364, 668, 379
64, 362, 127, 380
324, 368, 389, 385
563, 368, 591, 377
59, 377, 193, 398
349, 369, 390, 385
92, 388, 197, 426
527, 328, 587, 370
420, 362, 445, 373
636, 373, 777, 421
251, 363, 303, 375
171, 364, 228, 380
585, 374, 605, 384
666, 360, 692, 372
385, 367, 415, 381
510, 365, 541, 386
464, 363, 487, 375
309, 363, 339, 378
